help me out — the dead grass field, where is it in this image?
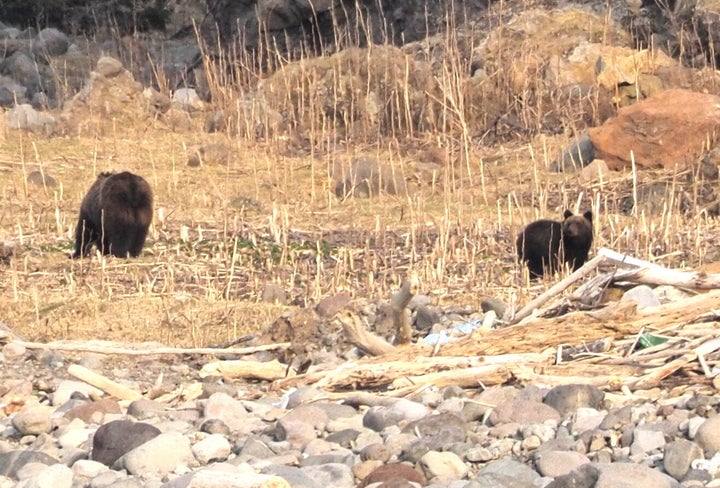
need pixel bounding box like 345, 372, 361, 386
2, 3, 720, 347
3, 121, 717, 348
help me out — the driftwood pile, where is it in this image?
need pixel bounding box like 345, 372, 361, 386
5, 247, 720, 403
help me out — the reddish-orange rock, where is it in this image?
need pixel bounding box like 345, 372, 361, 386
588, 89, 720, 170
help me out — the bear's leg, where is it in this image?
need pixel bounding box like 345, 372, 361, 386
72, 217, 97, 258
128, 225, 148, 257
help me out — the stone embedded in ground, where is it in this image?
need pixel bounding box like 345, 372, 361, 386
115, 431, 194, 476
71, 459, 108, 479
58, 425, 94, 449
96, 56, 124, 78
599, 405, 633, 430
5, 103, 56, 135
414, 305, 440, 330
594, 462, 679, 488
544, 463, 599, 488
359, 463, 426, 487
315, 293, 351, 317
91, 420, 161, 467
694, 415, 720, 454
27, 171, 57, 186
0, 75, 28, 107
489, 397, 561, 426
64, 398, 122, 424
0, 450, 60, 479
480, 297, 506, 318
164, 463, 291, 488
261, 283, 288, 305
360, 443, 391, 462
664, 439, 704, 480
552, 133, 595, 172
203, 392, 249, 432
313, 402, 357, 421
363, 399, 428, 432
32, 28, 69, 58
285, 386, 324, 409
275, 404, 329, 449
543, 384, 605, 418
11, 405, 53, 436
126, 398, 165, 420
535, 450, 590, 477
51, 380, 102, 406
21, 463, 73, 488
334, 157, 408, 198
260, 464, 316, 487
187, 143, 231, 167
200, 418, 231, 436
237, 436, 275, 460
402, 413, 468, 452
324, 429, 360, 449
191, 434, 232, 464
299, 463, 354, 488
588, 89, 720, 170
630, 427, 666, 455
578, 159, 610, 184
475, 458, 541, 486
2, 342, 25, 360
420, 450, 468, 482
172, 88, 203, 110
621, 285, 661, 310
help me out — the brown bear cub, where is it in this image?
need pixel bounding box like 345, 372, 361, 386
72, 171, 153, 258
516, 210, 593, 278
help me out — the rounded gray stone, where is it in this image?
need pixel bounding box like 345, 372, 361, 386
694, 415, 720, 454
663, 439, 704, 480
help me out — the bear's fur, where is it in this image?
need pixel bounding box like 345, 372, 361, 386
72, 171, 153, 258
516, 209, 593, 278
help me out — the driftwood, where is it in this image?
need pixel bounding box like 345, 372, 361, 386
271, 253, 720, 394
200, 359, 288, 381
392, 277, 416, 344
337, 310, 397, 356
274, 352, 553, 391
510, 248, 720, 324
13, 340, 290, 356
577, 248, 720, 298
68, 364, 143, 401
506, 254, 605, 323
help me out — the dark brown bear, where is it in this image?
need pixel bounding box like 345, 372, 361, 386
72, 171, 153, 258
516, 210, 593, 278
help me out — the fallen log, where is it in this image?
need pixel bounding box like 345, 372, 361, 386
391, 364, 511, 389
13, 340, 290, 357
274, 352, 553, 391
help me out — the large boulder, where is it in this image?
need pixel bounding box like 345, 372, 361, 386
588, 89, 720, 170
479, 7, 630, 95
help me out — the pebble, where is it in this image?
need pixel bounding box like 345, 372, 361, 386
621, 285, 661, 310
420, 450, 468, 481
594, 462, 679, 487
664, 439, 704, 480
536, 450, 590, 477
11, 405, 53, 436
116, 431, 194, 476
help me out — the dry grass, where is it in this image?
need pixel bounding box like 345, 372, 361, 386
1, 1, 719, 347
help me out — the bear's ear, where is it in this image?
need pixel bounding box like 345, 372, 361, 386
583, 210, 593, 222
563, 209, 573, 219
